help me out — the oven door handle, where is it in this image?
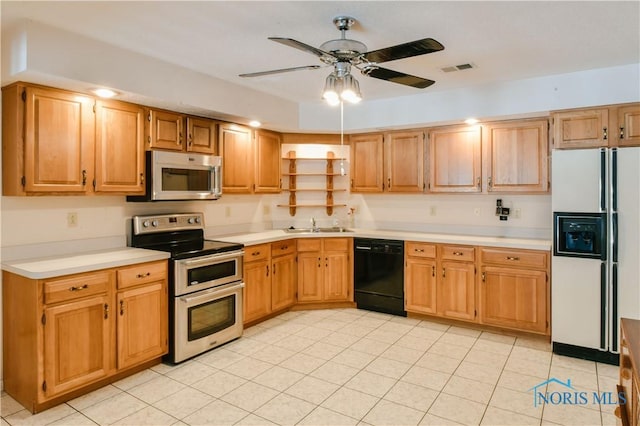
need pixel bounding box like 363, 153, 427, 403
179, 282, 245, 304
177, 250, 244, 269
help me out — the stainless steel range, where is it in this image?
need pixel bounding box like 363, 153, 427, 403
130, 213, 244, 363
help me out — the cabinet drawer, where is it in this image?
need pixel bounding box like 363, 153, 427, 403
297, 238, 322, 252
406, 242, 436, 258
117, 261, 167, 289
271, 240, 296, 257
481, 248, 548, 269
324, 238, 350, 252
441, 245, 475, 261
44, 271, 111, 304
245, 243, 270, 262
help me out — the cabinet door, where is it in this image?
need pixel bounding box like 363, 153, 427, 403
385, 131, 425, 192
480, 266, 547, 333
148, 109, 184, 151
439, 261, 476, 321
254, 130, 281, 193
428, 126, 482, 193
24, 86, 95, 193
485, 120, 549, 193
186, 117, 217, 154
243, 259, 272, 324
95, 100, 145, 194
324, 251, 351, 301
219, 123, 254, 193
553, 108, 609, 149
350, 133, 384, 193
43, 294, 111, 397
297, 252, 323, 302
617, 104, 640, 147
405, 257, 437, 314
117, 282, 167, 369
271, 254, 296, 311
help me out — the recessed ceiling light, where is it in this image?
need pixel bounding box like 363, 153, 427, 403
465, 118, 479, 125
93, 88, 118, 98
249, 120, 261, 128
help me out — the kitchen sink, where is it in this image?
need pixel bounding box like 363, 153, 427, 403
284, 227, 353, 233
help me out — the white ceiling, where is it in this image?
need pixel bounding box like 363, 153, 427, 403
2, 1, 639, 105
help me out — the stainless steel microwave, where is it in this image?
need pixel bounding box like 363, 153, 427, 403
127, 151, 222, 201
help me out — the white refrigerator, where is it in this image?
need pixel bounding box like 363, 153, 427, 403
552, 147, 640, 362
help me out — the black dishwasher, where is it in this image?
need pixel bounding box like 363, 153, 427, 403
354, 238, 406, 317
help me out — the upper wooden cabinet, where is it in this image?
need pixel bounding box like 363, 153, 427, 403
350, 133, 384, 192
95, 100, 145, 194
219, 124, 281, 194
483, 119, 549, 193
552, 103, 640, 148
427, 125, 482, 193
385, 131, 425, 192
146, 109, 217, 154
2, 83, 144, 196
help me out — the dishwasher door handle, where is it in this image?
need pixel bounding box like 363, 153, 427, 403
355, 246, 372, 250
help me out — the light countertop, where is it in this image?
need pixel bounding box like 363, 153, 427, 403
2, 247, 170, 280
214, 228, 551, 251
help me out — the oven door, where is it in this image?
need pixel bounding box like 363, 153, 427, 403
174, 250, 243, 296
174, 281, 244, 363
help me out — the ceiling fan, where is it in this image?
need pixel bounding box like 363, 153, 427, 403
239, 16, 444, 90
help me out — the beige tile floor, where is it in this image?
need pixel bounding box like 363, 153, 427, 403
1, 308, 622, 425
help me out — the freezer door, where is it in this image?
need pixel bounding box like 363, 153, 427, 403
551, 149, 606, 213
614, 147, 640, 342
551, 256, 606, 350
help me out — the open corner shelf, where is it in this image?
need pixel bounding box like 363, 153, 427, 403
279, 150, 347, 216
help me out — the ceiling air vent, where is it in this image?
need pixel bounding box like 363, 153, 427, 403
441, 63, 476, 73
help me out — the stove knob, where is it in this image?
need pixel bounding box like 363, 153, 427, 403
195, 217, 201, 223
188, 217, 195, 224
151, 220, 159, 227
142, 220, 150, 228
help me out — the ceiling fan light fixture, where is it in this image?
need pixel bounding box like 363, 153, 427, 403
322, 73, 341, 105
341, 74, 362, 104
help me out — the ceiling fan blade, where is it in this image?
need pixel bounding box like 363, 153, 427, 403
362, 67, 435, 89
239, 65, 321, 78
269, 37, 337, 61
363, 38, 444, 63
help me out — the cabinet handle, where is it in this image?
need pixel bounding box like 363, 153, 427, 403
140, 173, 144, 184
414, 248, 425, 253
281, 245, 288, 250
252, 251, 261, 256
620, 127, 625, 140
603, 127, 608, 141
82, 170, 87, 186
188, 133, 193, 146
476, 176, 481, 188
318, 257, 321, 268
69, 284, 88, 292
266, 265, 269, 277
273, 264, 276, 275
136, 272, 151, 278
482, 272, 486, 282
442, 268, 446, 278
388, 178, 391, 189
350, 179, 354, 188
432, 265, 435, 277
506, 256, 520, 261
178, 132, 183, 145
104, 303, 109, 319
487, 177, 493, 190
120, 300, 124, 316
453, 251, 464, 256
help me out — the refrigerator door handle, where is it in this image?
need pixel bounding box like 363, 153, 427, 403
599, 149, 607, 212
611, 262, 618, 352
611, 148, 618, 212
612, 212, 618, 263
600, 262, 607, 351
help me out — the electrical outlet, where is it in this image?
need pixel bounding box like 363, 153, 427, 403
473, 208, 480, 216
225, 206, 231, 217
67, 212, 78, 227
263, 205, 271, 215
430, 206, 437, 216
514, 208, 521, 219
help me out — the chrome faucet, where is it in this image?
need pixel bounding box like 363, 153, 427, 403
310, 217, 318, 232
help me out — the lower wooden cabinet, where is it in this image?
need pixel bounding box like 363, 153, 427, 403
297, 238, 352, 304
439, 259, 476, 321
243, 240, 297, 325
2, 260, 168, 413
404, 242, 437, 315
479, 248, 549, 334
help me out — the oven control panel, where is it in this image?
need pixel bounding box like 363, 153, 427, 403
132, 213, 204, 235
